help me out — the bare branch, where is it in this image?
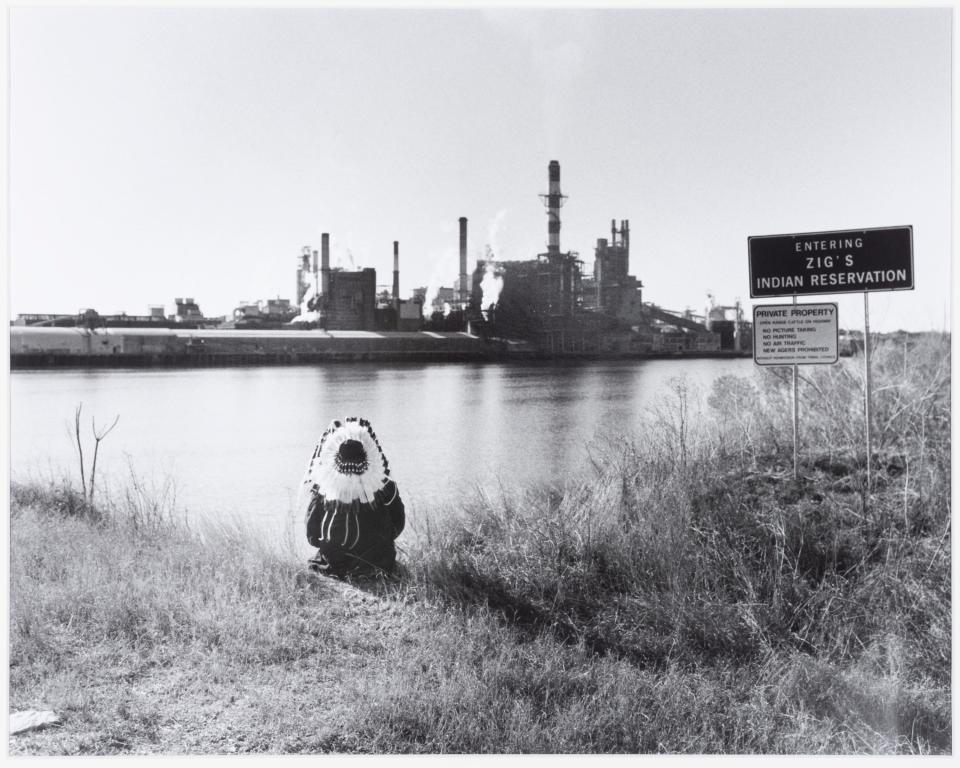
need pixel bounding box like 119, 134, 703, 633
88, 413, 120, 508
74, 403, 87, 501
93, 414, 120, 441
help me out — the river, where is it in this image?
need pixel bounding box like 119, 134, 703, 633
10, 358, 756, 546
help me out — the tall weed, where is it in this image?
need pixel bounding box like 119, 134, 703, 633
404, 335, 950, 748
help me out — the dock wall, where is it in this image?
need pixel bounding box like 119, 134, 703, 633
9, 326, 752, 368
10, 327, 492, 367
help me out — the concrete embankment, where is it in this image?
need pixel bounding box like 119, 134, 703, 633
9, 325, 756, 368
9, 326, 495, 367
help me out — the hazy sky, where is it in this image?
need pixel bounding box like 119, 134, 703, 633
8, 6, 952, 332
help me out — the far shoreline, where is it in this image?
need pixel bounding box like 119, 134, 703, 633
9, 348, 758, 370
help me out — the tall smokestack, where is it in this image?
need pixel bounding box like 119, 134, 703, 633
459, 217, 468, 304
321, 233, 330, 297
392, 240, 400, 303
540, 160, 566, 256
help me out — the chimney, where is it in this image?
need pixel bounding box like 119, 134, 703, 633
392, 240, 400, 303
459, 217, 468, 304
540, 160, 565, 256
321, 233, 330, 297
596, 241, 604, 309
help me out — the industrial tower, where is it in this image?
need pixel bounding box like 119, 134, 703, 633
539, 160, 567, 256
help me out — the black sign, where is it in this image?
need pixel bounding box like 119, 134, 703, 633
748, 226, 913, 298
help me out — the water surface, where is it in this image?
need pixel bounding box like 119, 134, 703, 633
10, 359, 756, 538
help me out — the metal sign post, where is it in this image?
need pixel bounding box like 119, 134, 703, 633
863, 292, 872, 495
792, 295, 799, 480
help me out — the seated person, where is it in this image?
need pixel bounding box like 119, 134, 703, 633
299, 417, 404, 578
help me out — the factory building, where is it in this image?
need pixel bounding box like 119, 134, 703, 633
387, 240, 424, 331
472, 257, 577, 322
471, 162, 584, 325
15, 300, 223, 329
287, 233, 386, 331
377, 289, 423, 332
582, 220, 644, 321
324, 267, 377, 330
471, 255, 636, 353
430, 287, 458, 314
467, 160, 737, 356
704, 294, 752, 353
396, 300, 423, 331
471, 160, 619, 345
233, 298, 298, 327
174, 298, 204, 323
14, 159, 748, 358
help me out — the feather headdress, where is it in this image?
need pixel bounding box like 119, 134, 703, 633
299, 417, 390, 504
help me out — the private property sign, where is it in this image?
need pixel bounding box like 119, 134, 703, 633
748, 226, 913, 298
753, 303, 838, 366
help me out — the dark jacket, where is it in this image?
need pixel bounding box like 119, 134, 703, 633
305, 480, 405, 574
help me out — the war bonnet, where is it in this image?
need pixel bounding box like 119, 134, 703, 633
299, 417, 391, 504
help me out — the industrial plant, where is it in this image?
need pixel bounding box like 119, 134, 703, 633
11, 161, 754, 366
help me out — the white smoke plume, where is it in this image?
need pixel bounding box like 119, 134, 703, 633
468, 210, 507, 319
290, 251, 319, 324
479, 260, 503, 319
423, 247, 457, 315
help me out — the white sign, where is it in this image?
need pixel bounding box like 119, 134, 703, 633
753, 303, 839, 366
